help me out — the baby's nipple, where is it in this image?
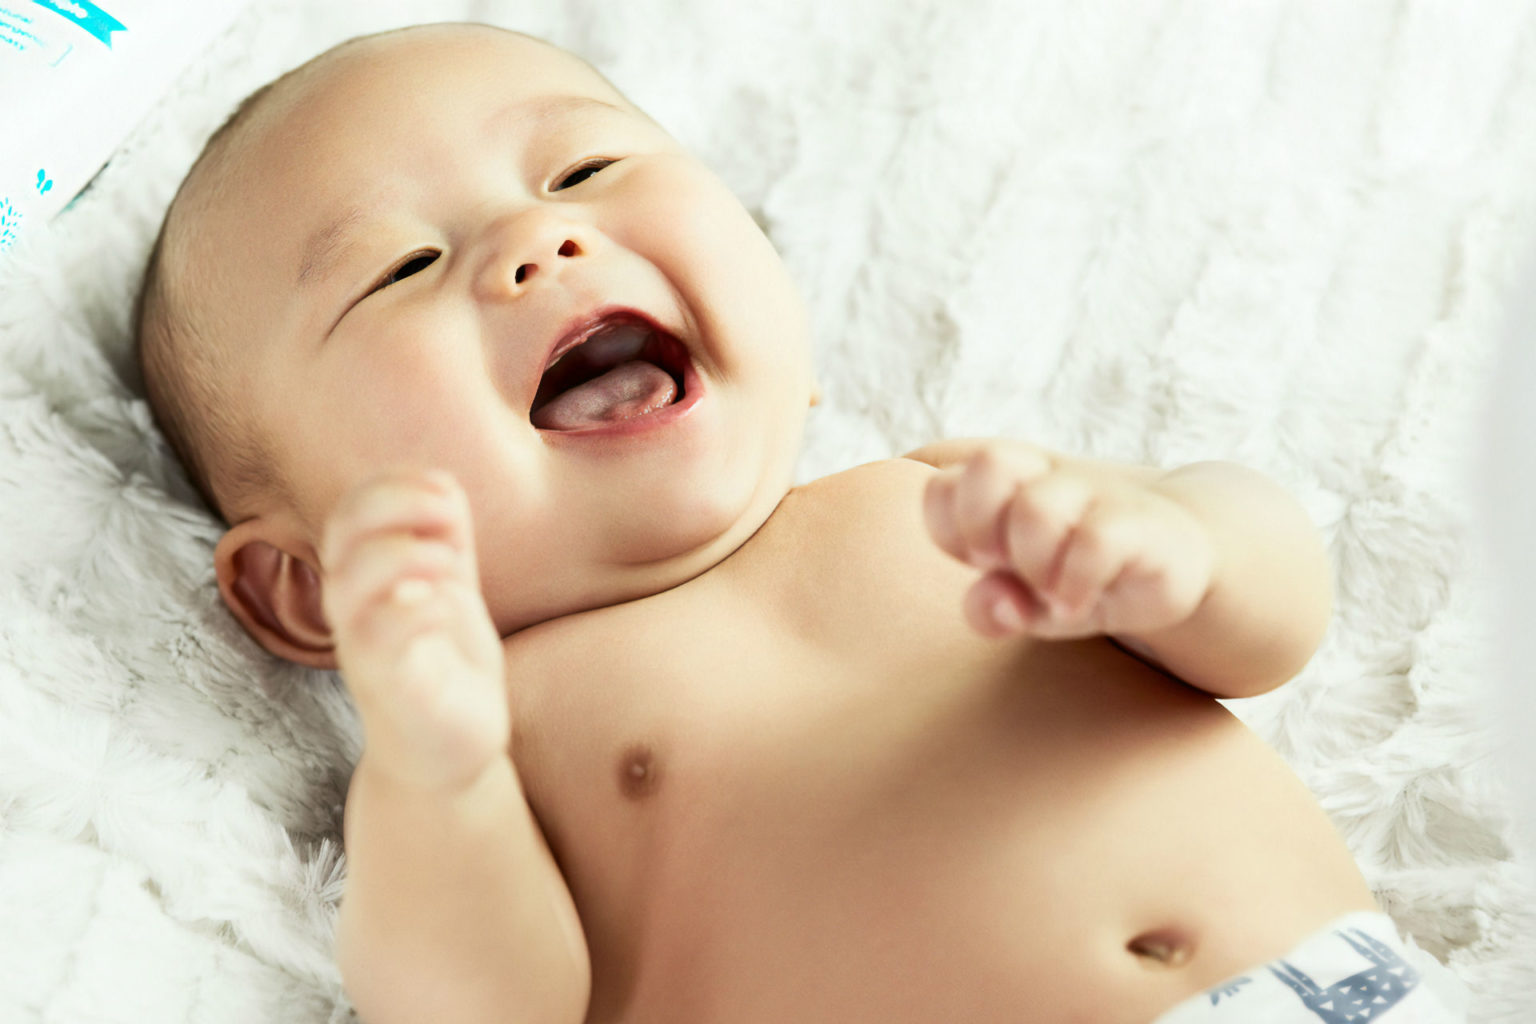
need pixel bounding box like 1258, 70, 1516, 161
617, 744, 661, 800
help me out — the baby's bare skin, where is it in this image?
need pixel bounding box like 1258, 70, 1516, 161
140, 24, 1377, 1023
323, 452, 1375, 1024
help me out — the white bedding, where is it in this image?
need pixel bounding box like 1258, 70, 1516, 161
2, 0, 1534, 1020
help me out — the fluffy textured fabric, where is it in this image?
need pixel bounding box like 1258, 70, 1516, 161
2, 0, 1534, 1020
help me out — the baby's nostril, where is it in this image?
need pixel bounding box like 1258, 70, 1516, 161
513, 241, 575, 285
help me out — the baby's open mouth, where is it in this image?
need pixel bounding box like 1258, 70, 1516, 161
530, 313, 689, 431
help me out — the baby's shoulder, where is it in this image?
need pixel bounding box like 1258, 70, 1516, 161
760, 457, 935, 550
752, 455, 972, 597
791, 455, 936, 505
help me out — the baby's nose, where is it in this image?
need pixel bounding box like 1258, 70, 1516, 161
474, 209, 592, 299
512, 237, 583, 286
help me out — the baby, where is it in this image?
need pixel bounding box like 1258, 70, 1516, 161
133, 22, 1463, 1024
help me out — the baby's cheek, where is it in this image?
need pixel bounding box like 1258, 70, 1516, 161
314, 367, 462, 493
620, 156, 762, 258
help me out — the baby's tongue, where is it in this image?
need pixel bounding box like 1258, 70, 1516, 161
532, 361, 678, 431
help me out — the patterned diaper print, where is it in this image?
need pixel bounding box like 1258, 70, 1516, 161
1153, 912, 1467, 1024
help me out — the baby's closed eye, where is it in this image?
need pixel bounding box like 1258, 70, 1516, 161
553, 157, 617, 191
370, 250, 440, 294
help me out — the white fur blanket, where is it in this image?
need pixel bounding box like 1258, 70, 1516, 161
2, 0, 1534, 1020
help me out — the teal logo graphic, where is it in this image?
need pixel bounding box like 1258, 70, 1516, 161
36, 170, 53, 195
29, 0, 126, 48
0, 198, 22, 254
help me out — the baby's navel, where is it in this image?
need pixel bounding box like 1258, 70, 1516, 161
618, 744, 661, 800
1127, 927, 1195, 968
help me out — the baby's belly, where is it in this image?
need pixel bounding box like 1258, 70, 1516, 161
559, 638, 1375, 1024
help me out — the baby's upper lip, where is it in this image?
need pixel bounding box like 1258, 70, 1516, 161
541, 306, 638, 374
534, 305, 685, 398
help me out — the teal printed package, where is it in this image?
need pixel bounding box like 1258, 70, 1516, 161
0, 0, 251, 257
30, 0, 127, 48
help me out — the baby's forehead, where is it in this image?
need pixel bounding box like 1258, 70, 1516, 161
226, 29, 630, 204
183, 27, 622, 230
280, 24, 618, 123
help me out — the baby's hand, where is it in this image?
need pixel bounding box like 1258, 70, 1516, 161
921, 442, 1216, 640
321, 469, 509, 791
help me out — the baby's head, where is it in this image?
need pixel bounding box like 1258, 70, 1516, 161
137, 23, 816, 667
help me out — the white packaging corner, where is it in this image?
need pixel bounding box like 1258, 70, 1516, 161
0, 0, 254, 256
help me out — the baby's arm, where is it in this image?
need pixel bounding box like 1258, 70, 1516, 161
910, 439, 1332, 698
321, 471, 590, 1024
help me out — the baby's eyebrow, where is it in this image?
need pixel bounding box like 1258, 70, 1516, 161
297, 204, 368, 288
294, 95, 628, 290
483, 93, 630, 137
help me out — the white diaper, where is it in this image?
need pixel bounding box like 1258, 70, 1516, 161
1152, 912, 1468, 1024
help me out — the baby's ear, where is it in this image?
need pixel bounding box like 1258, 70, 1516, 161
215, 519, 336, 670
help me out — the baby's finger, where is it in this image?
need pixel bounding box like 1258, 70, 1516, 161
923, 467, 969, 562
963, 570, 1050, 636
949, 451, 1022, 569
322, 469, 472, 573
1004, 474, 1093, 596
334, 578, 456, 694
1050, 506, 1140, 618
337, 576, 496, 691
323, 535, 461, 639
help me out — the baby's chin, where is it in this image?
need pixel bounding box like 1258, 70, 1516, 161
483, 484, 793, 636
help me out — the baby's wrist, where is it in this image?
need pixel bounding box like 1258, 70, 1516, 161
353, 739, 513, 800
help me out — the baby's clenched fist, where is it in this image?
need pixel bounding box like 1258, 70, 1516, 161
320, 469, 508, 791
921, 442, 1216, 641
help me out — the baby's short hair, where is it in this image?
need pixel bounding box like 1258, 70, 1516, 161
135, 76, 291, 523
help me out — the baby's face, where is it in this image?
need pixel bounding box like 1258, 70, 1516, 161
188, 25, 815, 637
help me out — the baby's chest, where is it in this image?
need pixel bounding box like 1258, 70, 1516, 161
504, 463, 1010, 841
514, 460, 1016, 779
506, 463, 1168, 891
514, 459, 1165, 839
